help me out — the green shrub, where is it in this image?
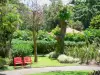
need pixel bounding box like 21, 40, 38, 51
34, 30, 56, 54
65, 33, 73, 41
0, 41, 10, 58
73, 20, 84, 31
69, 20, 84, 31
0, 57, 6, 68
37, 40, 56, 54
13, 30, 22, 39
51, 26, 61, 35
13, 30, 32, 41
84, 29, 100, 43
84, 29, 95, 40
66, 46, 87, 63
64, 29, 100, 42
94, 30, 100, 38
90, 15, 100, 29
11, 39, 33, 57
65, 33, 85, 42
57, 54, 80, 63
13, 30, 55, 41
57, 54, 68, 63
11, 39, 56, 56
5, 58, 13, 65
38, 30, 55, 41
48, 52, 58, 59
38, 41, 86, 55
64, 41, 86, 47
91, 71, 100, 75
65, 43, 99, 64
74, 58, 80, 63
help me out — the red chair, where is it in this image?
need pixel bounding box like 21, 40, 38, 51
23, 56, 32, 66
14, 57, 23, 68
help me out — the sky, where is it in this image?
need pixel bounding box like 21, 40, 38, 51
20, 0, 72, 6
37, 0, 72, 5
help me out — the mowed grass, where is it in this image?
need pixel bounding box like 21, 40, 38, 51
31, 56, 79, 67
29, 71, 90, 75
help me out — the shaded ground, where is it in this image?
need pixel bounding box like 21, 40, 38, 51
1, 66, 100, 75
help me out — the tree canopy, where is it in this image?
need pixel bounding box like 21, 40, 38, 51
0, 0, 22, 57
73, 0, 100, 28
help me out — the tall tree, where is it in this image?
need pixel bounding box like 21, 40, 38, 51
26, 0, 43, 62
8, 0, 32, 30
0, 0, 22, 57
56, 6, 70, 54
0, 0, 7, 4
17, 3, 32, 30
43, 0, 63, 31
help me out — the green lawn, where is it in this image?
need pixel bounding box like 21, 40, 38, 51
29, 71, 91, 75
31, 56, 79, 67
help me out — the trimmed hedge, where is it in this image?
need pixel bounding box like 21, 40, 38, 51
11, 39, 87, 57
65, 33, 85, 42
11, 39, 33, 57
11, 39, 56, 57
37, 40, 56, 54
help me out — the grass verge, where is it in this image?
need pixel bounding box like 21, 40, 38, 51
29, 71, 92, 75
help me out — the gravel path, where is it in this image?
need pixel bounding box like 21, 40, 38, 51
1, 66, 100, 75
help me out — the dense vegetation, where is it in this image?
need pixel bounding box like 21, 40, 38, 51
0, 0, 100, 69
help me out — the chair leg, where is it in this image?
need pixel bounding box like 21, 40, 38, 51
30, 63, 31, 68
23, 63, 25, 68
22, 63, 24, 68
14, 63, 16, 69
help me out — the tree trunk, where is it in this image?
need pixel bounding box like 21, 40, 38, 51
33, 30, 38, 62
56, 20, 67, 54
8, 34, 12, 58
